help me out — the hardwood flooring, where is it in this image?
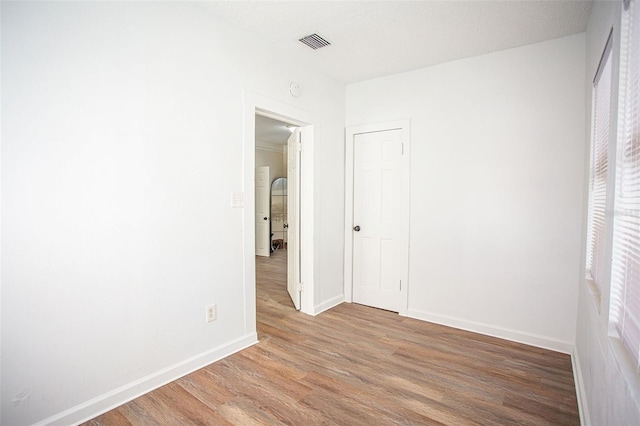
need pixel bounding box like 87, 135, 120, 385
85, 249, 579, 425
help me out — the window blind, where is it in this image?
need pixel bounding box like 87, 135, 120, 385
611, 0, 640, 368
586, 32, 614, 292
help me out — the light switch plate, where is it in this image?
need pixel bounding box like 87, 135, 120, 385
232, 192, 244, 208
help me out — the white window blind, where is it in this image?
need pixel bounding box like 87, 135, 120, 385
611, 0, 640, 368
586, 32, 614, 292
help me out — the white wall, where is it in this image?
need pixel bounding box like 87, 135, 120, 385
1, 2, 344, 424
255, 148, 286, 185
346, 34, 586, 352
573, 1, 640, 424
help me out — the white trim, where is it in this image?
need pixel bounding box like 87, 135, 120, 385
243, 91, 315, 315
299, 125, 315, 315
36, 334, 258, 426
314, 294, 345, 315
344, 120, 411, 315
407, 308, 574, 354
255, 144, 286, 153
572, 349, 591, 426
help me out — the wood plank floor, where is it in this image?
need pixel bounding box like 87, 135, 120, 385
85, 249, 579, 425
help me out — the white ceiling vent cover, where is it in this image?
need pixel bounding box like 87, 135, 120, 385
299, 33, 331, 50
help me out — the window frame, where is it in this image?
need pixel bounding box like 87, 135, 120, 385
585, 29, 615, 304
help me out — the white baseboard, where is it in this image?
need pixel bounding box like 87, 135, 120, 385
313, 295, 344, 316
406, 308, 574, 354
35, 333, 258, 426
571, 348, 590, 426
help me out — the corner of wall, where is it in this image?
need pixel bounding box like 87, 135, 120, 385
313, 295, 344, 316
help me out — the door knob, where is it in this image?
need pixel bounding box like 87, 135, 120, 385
264, 217, 268, 220
283, 223, 289, 229
353, 225, 361, 232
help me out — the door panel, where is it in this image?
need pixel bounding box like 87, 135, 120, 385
352, 129, 403, 312
255, 166, 270, 257
287, 129, 301, 310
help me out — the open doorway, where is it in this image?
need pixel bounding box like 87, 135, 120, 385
254, 114, 297, 313
241, 91, 316, 340
255, 115, 290, 258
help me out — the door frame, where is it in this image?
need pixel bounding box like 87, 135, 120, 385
344, 120, 411, 316
242, 91, 316, 328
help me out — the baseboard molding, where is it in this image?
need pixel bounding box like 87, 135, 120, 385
571, 348, 590, 426
35, 333, 258, 426
406, 308, 574, 354
313, 294, 344, 316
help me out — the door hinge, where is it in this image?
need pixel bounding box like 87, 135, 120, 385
297, 282, 304, 292
401, 142, 404, 155
400, 280, 402, 291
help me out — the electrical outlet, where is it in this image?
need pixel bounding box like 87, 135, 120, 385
206, 304, 217, 323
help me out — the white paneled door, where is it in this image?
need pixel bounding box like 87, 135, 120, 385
352, 128, 407, 312
255, 166, 270, 257
287, 129, 301, 310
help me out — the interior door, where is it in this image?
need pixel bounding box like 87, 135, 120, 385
255, 166, 270, 257
352, 129, 404, 312
287, 129, 301, 310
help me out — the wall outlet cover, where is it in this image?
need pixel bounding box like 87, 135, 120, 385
206, 304, 217, 322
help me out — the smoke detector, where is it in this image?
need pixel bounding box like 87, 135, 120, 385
289, 82, 301, 97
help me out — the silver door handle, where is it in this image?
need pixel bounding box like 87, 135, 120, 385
353, 225, 361, 232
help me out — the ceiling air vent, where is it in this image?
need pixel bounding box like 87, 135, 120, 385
298, 33, 331, 50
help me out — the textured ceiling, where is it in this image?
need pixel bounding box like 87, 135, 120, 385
203, 0, 592, 84
255, 115, 292, 149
